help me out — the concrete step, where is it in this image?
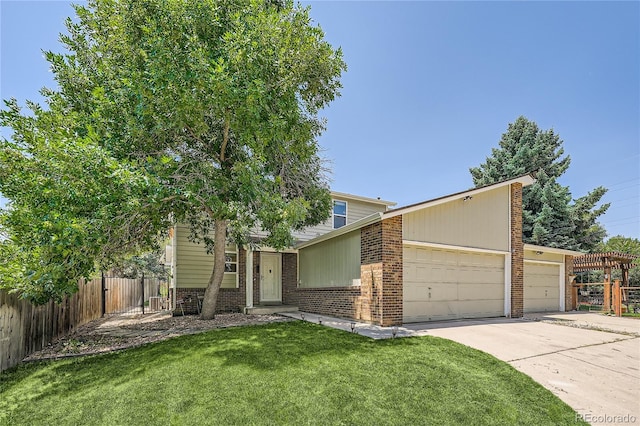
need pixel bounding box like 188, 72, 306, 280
244, 305, 299, 315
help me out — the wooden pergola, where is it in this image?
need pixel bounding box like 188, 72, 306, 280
572, 252, 638, 315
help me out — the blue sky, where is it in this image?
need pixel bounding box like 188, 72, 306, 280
1, 0, 639, 239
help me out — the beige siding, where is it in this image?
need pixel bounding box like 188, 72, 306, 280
524, 250, 564, 263
298, 230, 361, 288
403, 186, 510, 251
175, 225, 237, 289
294, 198, 389, 242
403, 245, 505, 322
524, 262, 560, 312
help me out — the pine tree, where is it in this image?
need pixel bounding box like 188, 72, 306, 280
470, 116, 609, 251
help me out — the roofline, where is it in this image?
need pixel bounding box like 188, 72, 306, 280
383, 174, 535, 219
295, 212, 383, 249
331, 191, 396, 207
524, 244, 583, 256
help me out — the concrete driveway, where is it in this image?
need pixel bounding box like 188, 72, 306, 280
404, 312, 640, 425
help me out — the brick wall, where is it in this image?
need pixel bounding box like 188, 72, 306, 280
360, 222, 383, 323
380, 216, 403, 326
358, 217, 403, 326
510, 183, 524, 317
565, 255, 574, 311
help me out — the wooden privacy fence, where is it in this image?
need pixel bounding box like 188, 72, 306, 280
0, 278, 102, 372
104, 276, 168, 314
1, 275, 169, 372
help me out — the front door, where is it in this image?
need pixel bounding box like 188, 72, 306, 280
260, 253, 282, 303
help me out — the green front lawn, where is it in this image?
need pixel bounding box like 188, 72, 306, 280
0, 321, 585, 425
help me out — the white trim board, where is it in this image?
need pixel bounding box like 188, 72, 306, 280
524, 259, 563, 266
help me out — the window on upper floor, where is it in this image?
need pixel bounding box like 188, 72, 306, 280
333, 200, 347, 229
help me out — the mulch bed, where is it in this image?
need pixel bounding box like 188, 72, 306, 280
23, 312, 293, 363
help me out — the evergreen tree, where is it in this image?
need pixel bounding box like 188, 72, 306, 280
470, 116, 609, 251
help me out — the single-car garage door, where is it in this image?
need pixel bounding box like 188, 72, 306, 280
404, 246, 505, 322
524, 262, 560, 313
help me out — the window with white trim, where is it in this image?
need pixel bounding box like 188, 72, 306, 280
333, 200, 347, 229
221, 245, 238, 288
224, 252, 237, 273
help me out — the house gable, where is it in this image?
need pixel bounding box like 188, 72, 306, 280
402, 185, 510, 252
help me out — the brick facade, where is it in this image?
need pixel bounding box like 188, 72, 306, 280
359, 221, 383, 323
358, 217, 403, 326
510, 183, 524, 317
380, 217, 403, 326
565, 255, 574, 311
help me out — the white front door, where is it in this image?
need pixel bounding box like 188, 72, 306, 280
260, 253, 282, 303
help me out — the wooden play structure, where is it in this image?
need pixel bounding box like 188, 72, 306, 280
572, 252, 638, 316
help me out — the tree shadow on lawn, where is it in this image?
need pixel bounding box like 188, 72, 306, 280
1, 321, 407, 400
1, 321, 585, 426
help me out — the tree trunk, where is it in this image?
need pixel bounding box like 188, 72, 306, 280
200, 219, 228, 319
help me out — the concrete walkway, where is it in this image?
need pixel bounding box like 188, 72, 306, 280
280, 311, 640, 425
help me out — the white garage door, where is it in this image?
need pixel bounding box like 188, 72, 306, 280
524, 262, 560, 313
403, 246, 505, 323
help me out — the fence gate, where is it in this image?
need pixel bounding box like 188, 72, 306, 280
102, 274, 169, 315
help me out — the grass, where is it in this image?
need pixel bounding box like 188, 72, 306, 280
0, 321, 585, 426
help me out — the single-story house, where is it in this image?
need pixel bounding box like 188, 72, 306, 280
166, 174, 580, 326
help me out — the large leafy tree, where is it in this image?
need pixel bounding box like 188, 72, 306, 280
0, 100, 169, 303
470, 116, 609, 251
0, 0, 346, 317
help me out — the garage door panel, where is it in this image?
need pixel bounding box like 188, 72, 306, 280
524, 262, 560, 313
403, 284, 431, 300
404, 284, 458, 302
458, 268, 503, 284
403, 246, 505, 323
457, 283, 503, 300
526, 286, 559, 300
404, 301, 458, 322
456, 300, 504, 317
432, 249, 458, 265
526, 298, 558, 312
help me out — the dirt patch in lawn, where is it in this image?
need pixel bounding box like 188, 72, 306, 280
23, 311, 293, 363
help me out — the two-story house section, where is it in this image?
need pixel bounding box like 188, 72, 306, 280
166, 192, 396, 313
